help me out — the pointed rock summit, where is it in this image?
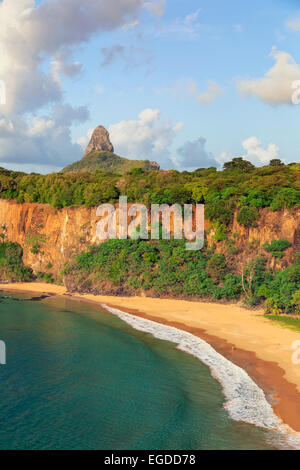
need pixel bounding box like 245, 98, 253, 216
63, 124, 160, 174
84, 125, 114, 156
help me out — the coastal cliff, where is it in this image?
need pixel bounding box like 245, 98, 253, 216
207, 207, 300, 270
0, 198, 298, 278
0, 200, 101, 276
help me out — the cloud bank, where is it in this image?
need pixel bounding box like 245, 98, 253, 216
109, 108, 183, 168
238, 48, 300, 106
177, 137, 218, 170
0, 104, 90, 172
218, 137, 280, 168
0, 0, 163, 171
241, 136, 280, 165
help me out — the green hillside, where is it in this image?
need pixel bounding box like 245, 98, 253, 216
62, 150, 159, 174
0, 159, 299, 214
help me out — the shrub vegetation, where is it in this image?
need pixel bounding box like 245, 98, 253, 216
263, 239, 292, 259
0, 242, 32, 281
62, 238, 300, 313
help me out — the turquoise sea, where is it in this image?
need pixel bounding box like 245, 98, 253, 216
0, 291, 282, 450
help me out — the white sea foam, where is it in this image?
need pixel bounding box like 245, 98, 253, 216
102, 304, 300, 449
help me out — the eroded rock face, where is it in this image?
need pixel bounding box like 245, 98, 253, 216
0, 199, 298, 279
84, 126, 114, 156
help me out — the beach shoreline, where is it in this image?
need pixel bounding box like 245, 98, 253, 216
1, 282, 300, 434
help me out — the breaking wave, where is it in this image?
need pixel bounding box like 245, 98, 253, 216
103, 304, 300, 450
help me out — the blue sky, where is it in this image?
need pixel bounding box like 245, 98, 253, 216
0, 0, 300, 172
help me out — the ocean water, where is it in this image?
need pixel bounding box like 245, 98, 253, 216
0, 292, 284, 450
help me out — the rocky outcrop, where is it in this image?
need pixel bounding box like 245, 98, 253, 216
149, 161, 160, 170
84, 126, 114, 156
62, 125, 160, 174
0, 199, 298, 278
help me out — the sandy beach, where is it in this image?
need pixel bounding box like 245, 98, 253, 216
1, 282, 300, 433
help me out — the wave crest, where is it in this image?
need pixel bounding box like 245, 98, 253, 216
103, 304, 300, 449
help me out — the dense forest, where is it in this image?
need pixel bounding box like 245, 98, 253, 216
0, 158, 298, 229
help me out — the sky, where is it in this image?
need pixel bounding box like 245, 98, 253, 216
0, 0, 300, 173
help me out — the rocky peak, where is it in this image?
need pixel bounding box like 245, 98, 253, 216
149, 161, 160, 170
84, 126, 114, 157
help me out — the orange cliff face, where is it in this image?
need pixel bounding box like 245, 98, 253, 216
0, 200, 100, 276
0, 198, 298, 278
207, 207, 300, 271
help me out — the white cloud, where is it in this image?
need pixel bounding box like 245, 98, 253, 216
218, 137, 280, 167
27, 117, 55, 137
286, 13, 300, 31
216, 151, 229, 167
109, 108, 183, 168
177, 137, 218, 170
0, 0, 154, 114
238, 47, 300, 105
0, 105, 90, 170
241, 137, 280, 165
0, 0, 161, 170
51, 103, 90, 126
51, 49, 83, 79
187, 80, 224, 105
139, 108, 160, 124
77, 128, 94, 149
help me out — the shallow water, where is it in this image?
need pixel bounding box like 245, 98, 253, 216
0, 292, 279, 450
